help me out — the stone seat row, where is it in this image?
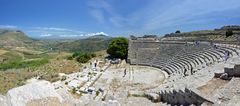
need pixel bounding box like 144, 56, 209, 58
130, 45, 238, 77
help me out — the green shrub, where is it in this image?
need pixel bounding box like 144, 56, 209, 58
72, 52, 83, 58
70, 52, 96, 63
175, 30, 181, 33
96, 90, 100, 96
0, 58, 49, 71
65, 81, 68, 85
67, 56, 73, 60
107, 37, 128, 59
91, 53, 96, 58
72, 87, 77, 94
226, 30, 233, 38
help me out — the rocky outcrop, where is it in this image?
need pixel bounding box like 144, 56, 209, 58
1, 80, 63, 106
0, 95, 8, 106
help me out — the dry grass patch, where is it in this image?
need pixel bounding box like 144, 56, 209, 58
0, 49, 8, 55
0, 70, 37, 94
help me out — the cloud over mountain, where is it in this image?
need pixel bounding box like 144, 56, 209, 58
24, 27, 108, 39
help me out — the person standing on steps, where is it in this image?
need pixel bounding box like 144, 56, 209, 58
184, 68, 187, 77
123, 68, 126, 77
224, 51, 229, 62
90, 62, 92, 68
94, 62, 97, 67
190, 67, 193, 75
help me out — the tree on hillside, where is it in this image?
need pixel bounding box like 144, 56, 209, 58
226, 30, 233, 38
175, 30, 181, 33
107, 37, 128, 59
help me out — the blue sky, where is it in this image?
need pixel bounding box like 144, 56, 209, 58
0, 0, 240, 38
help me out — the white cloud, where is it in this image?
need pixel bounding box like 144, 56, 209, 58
26, 26, 109, 38
40, 34, 52, 37
86, 32, 108, 36
59, 34, 83, 37
27, 27, 86, 37
142, 0, 239, 30
89, 9, 105, 24
0, 25, 18, 29
87, 0, 240, 34
34, 27, 82, 32
87, 0, 111, 24
109, 17, 129, 28
87, 0, 125, 26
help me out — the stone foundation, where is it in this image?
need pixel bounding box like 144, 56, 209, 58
224, 64, 240, 77
157, 88, 213, 106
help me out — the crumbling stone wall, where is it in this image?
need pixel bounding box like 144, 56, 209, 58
158, 88, 213, 106
224, 64, 240, 77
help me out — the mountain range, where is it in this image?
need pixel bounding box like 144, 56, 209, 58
0, 29, 112, 52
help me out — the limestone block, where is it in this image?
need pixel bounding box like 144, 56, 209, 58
128, 91, 144, 97
79, 87, 88, 93
233, 64, 240, 77
224, 64, 235, 76
220, 73, 229, 80
6, 80, 63, 106
0, 95, 8, 106
144, 93, 161, 102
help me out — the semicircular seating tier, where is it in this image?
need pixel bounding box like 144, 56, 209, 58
128, 40, 238, 77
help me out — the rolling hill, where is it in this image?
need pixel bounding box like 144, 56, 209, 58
0, 29, 38, 48
56, 35, 112, 52
0, 29, 113, 53
162, 25, 240, 42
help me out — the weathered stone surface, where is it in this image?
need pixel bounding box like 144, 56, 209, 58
144, 93, 161, 102
6, 80, 63, 106
0, 95, 8, 106
128, 91, 145, 97
220, 73, 229, 80
224, 63, 240, 77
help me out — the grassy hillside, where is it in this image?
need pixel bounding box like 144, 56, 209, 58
57, 35, 112, 52
0, 50, 107, 94
162, 26, 240, 42
0, 30, 112, 94
0, 29, 38, 48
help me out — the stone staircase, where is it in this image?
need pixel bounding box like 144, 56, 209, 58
146, 88, 214, 106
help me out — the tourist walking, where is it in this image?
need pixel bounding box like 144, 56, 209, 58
224, 51, 229, 62
94, 62, 97, 68
123, 68, 126, 77
90, 62, 92, 68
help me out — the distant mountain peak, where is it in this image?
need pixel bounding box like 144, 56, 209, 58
0, 29, 34, 48
88, 34, 111, 40
37, 32, 109, 40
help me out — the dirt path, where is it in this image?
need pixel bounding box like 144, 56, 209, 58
197, 78, 229, 95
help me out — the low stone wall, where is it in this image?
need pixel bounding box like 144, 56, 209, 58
158, 88, 213, 106
224, 64, 240, 77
